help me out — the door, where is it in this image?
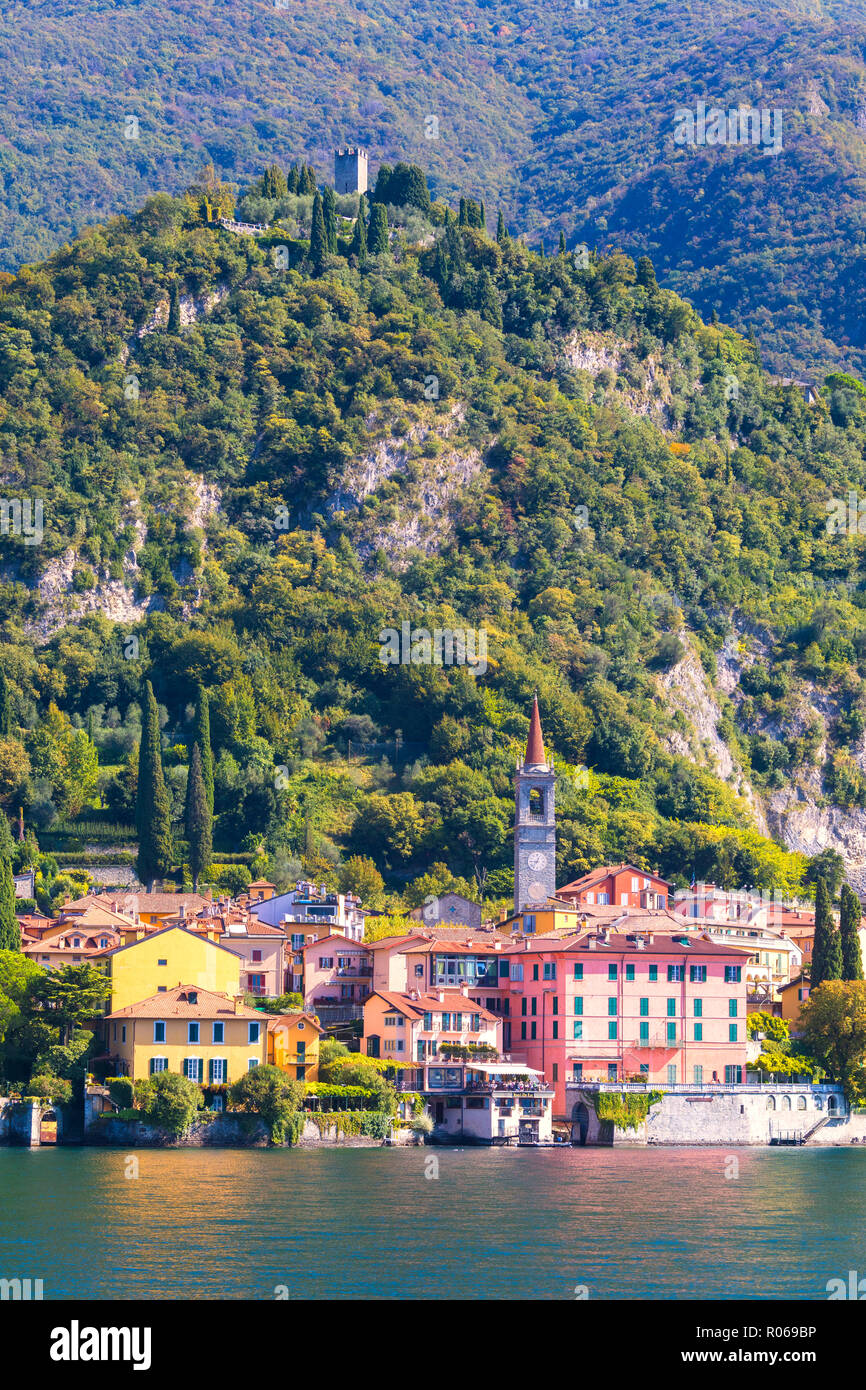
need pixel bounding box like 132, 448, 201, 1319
367, 1034, 380, 1058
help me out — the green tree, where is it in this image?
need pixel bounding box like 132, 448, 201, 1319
261, 164, 288, 200
309, 191, 327, 273
804, 847, 846, 899
0, 666, 11, 736
229, 1063, 302, 1143
840, 883, 864, 981
0, 811, 14, 860
136, 1070, 202, 1136
189, 684, 214, 813
338, 854, 385, 909
800, 980, 866, 1098
185, 742, 212, 892
136, 680, 173, 891
368, 203, 389, 255
351, 194, 367, 262
322, 184, 338, 253
167, 281, 180, 333
496, 208, 507, 244
811, 878, 842, 988
0, 858, 19, 952
27, 962, 110, 1042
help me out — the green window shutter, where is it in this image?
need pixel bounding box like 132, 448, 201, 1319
667, 998, 676, 1017
608, 1021, 617, 1040
729, 998, 738, 1017
694, 999, 702, 1017
574, 997, 583, 1015
694, 1023, 703, 1042
608, 997, 617, 1016
639, 1022, 649, 1042
639, 998, 649, 1017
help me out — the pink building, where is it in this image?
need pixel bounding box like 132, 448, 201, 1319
301, 933, 374, 1014
362, 989, 501, 1063
479, 928, 748, 1117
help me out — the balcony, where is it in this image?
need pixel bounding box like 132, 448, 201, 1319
335, 966, 373, 978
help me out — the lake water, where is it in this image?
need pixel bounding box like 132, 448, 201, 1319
0, 1146, 861, 1300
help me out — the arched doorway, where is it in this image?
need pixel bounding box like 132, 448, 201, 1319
39, 1109, 58, 1145
571, 1102, 590, 1146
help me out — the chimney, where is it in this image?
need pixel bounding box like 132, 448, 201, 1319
635, 936, 646, 951
233, 994, 245, 1015
437, 990, 445, 1003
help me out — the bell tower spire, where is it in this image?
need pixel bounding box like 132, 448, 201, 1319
514, 696, 556, 915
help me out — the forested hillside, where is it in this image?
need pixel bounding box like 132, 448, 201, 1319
3, 165, 866, 909
5, 0, 866, 375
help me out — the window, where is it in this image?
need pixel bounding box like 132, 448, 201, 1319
530, 1022, 537, 1041
728, 998, 738, 1017
631, 876, 639, 891
608, 997, 617, 1016
472, 1014, 480, 1030
210, 1058, 227, 1084
639, 1022, 649, 1042
552, 997, 558, 1016
666, 1064, 677, 1084
319, 957, 333, 969
729, 1024, 738, 1042
552, 1021, 559, 1039
521, 998, 527, 1017
157, 959, 167, 967
608, 1021, 617, 1040
689, 965, 706, 983
423, 1012, 432, 1030
188, 1022, 200, 1044
552, 1064, 558, 1082
121, 1026, 126, 1044
625, 964, 635, 982
573, 1020, 583, 1040
532, 964, 539, 981
528, 788, 544, 819
149, 1057, 167, 1074
213, 1022, 224, 1044
649, 965, 658, 982
297, 1066, 306, 1081
607, 1064, 618, 1081
248, 1022, 261, 1044
521, 1022, 527, 1040
184, 1057, 203, 1082
693, 999, 702, 1018
524, 915, 536, 934
153, 1021, 166, 1044
639, 998, 649, 1017
157, 987, 167, 993
620, 894, 628, 905
248, 1058, 259, 1070
453, 1013, 463, 1031
442, 1013, 452, 1030
667, 965, 683, 982
666, 998, 676, 1017
510, 963, 524, 982
531, 998, 537, 1017
693, 1065, 703, 1084
574, 997, 583, 1015
725, 966, 742, 983
608, 964, 617, 981
573, 963, 583, 981
666, 1022, 676, 1043
694, 1023, 703, 1041
543, 962, 556, 980
725, 1065, 742, 1085
640, 1064, 649, 1076
188, 992, 198, 1005
291, 934, 304, 951
252, 949, 262, 963
573, 1064, 583, 1081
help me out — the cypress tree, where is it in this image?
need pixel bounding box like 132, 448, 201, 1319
351, 194, 368, 262
262, 164, 288, 200
168, 282, 181, 333
496, 209, 507, 244
0, 666, 11, 736
287, 163, 300, 194
811, 878, 842, 987
0, 811, 14, 860
479, 200, 486, 231
135, 681, 173, 892
189, 685, 214, 813
310, 191, 327, 272
539, 238, 546, 258
302, 164, 318, 195
0, 856, 19, 952
368, 204, 389, 255
322, 185, 338, 253
458, 197, 467, 227
840, 883, 864, 980
372, 164, 392, 204
477, 268, 502, 329
558, 230, 566, 254
185, 743, 212, 894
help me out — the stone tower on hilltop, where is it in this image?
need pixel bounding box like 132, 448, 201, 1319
514, 695, 557, 914
334, 147, 368, 195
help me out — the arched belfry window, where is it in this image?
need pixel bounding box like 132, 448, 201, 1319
529, 787, 545, 819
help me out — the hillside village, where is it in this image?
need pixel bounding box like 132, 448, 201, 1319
2, 696, 863, 1151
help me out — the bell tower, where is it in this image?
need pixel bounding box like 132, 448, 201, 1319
514, 694, 556, 914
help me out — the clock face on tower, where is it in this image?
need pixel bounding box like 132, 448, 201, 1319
527, 851, 548, 872
528, 880, 548, 902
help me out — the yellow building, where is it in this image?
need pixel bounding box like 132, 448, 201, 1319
106, 926, 241, 1013
779, 974, 810, 1025
106, 984, 268, 1083
267, 1012, 323, 1083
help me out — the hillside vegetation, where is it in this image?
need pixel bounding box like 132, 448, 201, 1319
2, 166, 866, 905
5, 1, 866, 375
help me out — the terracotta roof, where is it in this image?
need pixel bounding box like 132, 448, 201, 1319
557, 864, 671, 893
91, 891, 212, 915
266, 1012, 323, 1033
524, 693, 546, 764
369, 990, 499, 1022
500, 931, 749, 957
104, 924, 242, 960
107, 984, 263, 1021
248, 880, 276, 889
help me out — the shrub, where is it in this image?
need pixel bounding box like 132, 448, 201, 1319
136, 1071, 203, 1136
229, 1064, 302, 1143
108, 1077, 135, 1109
25, 1074, 73, 1105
